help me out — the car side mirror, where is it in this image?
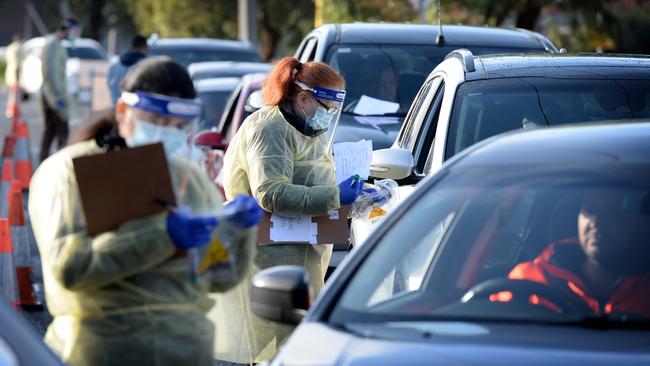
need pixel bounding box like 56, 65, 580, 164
370, 147, 414, 180
251, 265, 312, 326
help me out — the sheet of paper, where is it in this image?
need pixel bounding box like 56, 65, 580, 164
353, 95, 400, 116
269, 214, 318, 243
333, 140, 373, 185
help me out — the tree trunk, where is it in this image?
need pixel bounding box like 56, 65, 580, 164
515, 0, 542, 30
259, 2, 280, 61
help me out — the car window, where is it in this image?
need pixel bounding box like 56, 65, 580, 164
217, 83, 243, 135
66, 46, 106, 59
149, 48, 261, 68
398, 78, 438, 149
333, 164, 650, 324
445, 77, 650, 161
198, 90, 233, 130
299, 38, 318, 63
327, 45, 545, 118
414, 82, 445, 175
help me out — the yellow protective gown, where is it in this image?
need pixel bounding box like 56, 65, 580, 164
28, 140, 257, 366
4, 40, 23, 87
212, 105, 339, 363
41, 34, 70, 120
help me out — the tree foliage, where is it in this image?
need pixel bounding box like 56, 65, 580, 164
322, 0, 417, 23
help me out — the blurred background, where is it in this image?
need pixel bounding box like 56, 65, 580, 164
0, 0, 648, 64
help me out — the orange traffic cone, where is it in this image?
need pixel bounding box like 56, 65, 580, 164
1, 135, 15, 168
14, 122, 32, 191
0, 161, 14, 217
0, 218, 19, 310
7, 186, 35, 307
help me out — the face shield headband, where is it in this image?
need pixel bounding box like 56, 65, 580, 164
293, 80, 346, 104
121, 91, 202, 121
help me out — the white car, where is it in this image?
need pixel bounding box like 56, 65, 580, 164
19, 37, 108, 104
351, 50, 650, 245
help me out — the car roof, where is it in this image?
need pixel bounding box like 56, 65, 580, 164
316, 23, 552, 50
23, 36, 103, 50
468, 53, 650, 80
452, 122, 650, 169
194, 77, 241, 92
148, 38, 256, 51
188, 61, 272, 74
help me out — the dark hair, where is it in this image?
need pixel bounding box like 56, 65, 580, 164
75, 56, 196, 142
72, 110, 117, 144
60, 17, 79, 31
261, 56, 345, 106
121, 56, 196, 98
131, 35, 148, 49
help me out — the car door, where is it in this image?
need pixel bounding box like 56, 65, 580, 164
350, 75, 445, 245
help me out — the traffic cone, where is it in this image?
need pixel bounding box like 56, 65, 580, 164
0, 161, 14, 217
1, 135, 16, 169
7, 186, 35, 307
0, 218, 19, 310
14, 122, 32, 191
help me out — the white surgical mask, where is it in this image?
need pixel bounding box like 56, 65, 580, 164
127, 119, 188, 156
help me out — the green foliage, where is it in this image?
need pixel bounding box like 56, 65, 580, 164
125, 0, 237, 39
322, 0, 417, 23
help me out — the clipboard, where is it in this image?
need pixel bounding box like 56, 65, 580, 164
72, 142, 176, 235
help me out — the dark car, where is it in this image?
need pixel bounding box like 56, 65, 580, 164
0, 300, 64, 365
148, 38, 262, 68
294, 23, 557, 149
252, 122, 650, 365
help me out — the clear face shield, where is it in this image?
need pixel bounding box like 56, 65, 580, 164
294, 80, 346, 153
120, 91, 203, 161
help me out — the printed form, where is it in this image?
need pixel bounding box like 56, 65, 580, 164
269, 214, 318, 243
333, 140, 373, 185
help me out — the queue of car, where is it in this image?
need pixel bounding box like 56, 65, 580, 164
9, 21, 650, 365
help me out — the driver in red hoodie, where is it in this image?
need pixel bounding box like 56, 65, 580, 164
509, 188, 650, 318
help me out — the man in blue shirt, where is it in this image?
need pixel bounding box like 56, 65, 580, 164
107, 35, 148, 104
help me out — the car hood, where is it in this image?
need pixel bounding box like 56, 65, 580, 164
273, 322, 650, 366
333, 113, 403, 150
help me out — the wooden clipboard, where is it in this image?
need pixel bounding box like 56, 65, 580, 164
72, 143, 176, 235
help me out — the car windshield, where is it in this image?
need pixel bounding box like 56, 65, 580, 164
446, 77, 650, 159
332, 164, 650, 326
150, 48, 261, 68
66, 46, 106, 59
198, 90, 233, 130
326, 45, 541, 117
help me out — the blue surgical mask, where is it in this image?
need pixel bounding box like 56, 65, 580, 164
302, 100, 337, 132
128, 119, 188, 156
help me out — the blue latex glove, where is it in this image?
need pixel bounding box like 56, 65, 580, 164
55, 98, 65, 109
338, 175, 364, 205
362, 188, 387, 204
166, 211, 218, 249
221, 195, 264, 229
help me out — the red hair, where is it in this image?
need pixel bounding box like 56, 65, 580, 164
261, 57, 345, 106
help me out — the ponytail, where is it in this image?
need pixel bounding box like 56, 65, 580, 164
262, 56, 345, 106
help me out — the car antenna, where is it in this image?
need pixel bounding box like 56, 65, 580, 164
435, 0, 445, 45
